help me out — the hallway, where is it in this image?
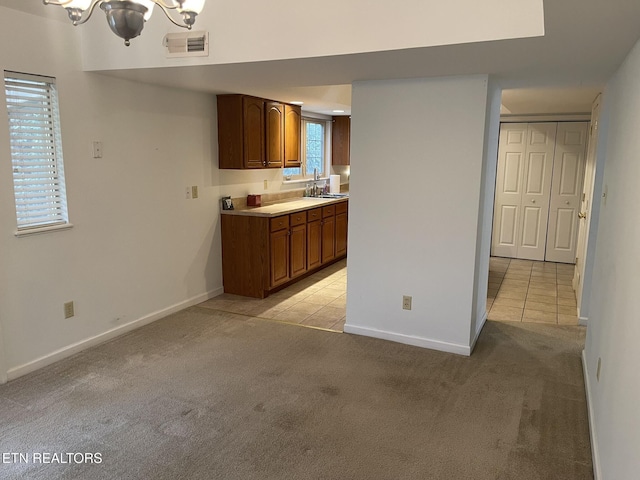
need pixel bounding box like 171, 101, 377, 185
487, 257, 578, 325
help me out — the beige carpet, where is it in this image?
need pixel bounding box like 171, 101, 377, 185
0, 308, 592, 479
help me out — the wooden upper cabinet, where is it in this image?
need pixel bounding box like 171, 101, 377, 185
284, 104, 301, 168
243, 97, 266, 168
265, 102, 284, 168
332, 116, 351, 166
217, 94, 265, 169
218, 94, 301, 170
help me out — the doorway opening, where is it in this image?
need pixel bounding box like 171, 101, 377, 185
487, 88, 604, 326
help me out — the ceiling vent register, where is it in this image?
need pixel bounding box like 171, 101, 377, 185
163, 31, 209, 57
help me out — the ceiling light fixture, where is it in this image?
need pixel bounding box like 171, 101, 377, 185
43, 0, 206, 46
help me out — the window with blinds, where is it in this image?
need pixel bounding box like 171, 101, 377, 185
4, 71, 69, 231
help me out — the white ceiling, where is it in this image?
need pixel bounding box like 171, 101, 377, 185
500, 87, 602, 115
2, 0, 640, 115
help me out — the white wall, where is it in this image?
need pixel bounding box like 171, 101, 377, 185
470, 80, 502, 344
583, 38, 640, 479
79, 0, 544, 71
0, 7, 221, 379
344, 75, 492, 355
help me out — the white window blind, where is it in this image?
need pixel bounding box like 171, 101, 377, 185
4, 71, 69, 231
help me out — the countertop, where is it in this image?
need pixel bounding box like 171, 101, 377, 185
221, 196, 348, 217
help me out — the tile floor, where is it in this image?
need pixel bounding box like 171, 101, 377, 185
487, 257, 579, 325
200, 256, 578, 332
199, 259, 347, 332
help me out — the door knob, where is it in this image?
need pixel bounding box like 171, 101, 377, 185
531, 199, 536, 203
578, 212, 587, 219
565, 201, 570, 205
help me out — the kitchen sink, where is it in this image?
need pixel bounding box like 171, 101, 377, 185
312, 193, 349, 199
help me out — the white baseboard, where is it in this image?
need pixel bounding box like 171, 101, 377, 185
581, 349, 601, 480
579, 316, 588, 326
343, 323, 472, 356
6, 287, 223, 382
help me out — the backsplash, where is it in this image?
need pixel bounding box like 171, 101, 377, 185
229, 183, 349, 210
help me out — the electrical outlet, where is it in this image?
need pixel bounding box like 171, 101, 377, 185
264, 180, 268, 190
92, 141, 103, 158
185, 187, 191, 199
596, 357, 602, 382
191, 185, 198, 199
402, 295, 412, 310
64, 301, 75, 319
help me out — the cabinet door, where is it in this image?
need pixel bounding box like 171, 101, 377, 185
243, 96, 265, 168
321, 215, 336, 264
307, 220, 322, 271
284, 104, 301, 168
290, 223, 307, 278
335, 211, 348, 257
217, 95, 244, 169
332, 116, 350, 166
270, 228, 290, 287
265, 102, 284, 168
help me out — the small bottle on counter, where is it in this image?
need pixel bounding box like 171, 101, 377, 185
305, 183, 311, 197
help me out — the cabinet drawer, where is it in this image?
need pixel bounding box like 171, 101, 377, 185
322, 205, 336, 218
307, 208, 322, 222
335, 201, 348, 214
270, 215, 290, 232
290, 211, 306, 226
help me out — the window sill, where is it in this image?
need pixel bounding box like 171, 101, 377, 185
15, 223, 74, 238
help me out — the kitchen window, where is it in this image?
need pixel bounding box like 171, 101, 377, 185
283, 118, 329, 180
4, 71, 71, 235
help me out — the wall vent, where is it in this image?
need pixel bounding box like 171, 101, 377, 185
163, 31, 209, 58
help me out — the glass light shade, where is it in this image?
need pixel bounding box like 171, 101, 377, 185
179, 0, 205, 14
135, 0, 155, 20
65, 0, 93, 9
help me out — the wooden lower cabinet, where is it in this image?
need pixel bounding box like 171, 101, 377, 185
335, 201, 348, 257
307, 207, 322, 270
270, 227, 290, 287
290, 224, 307, 279
221, 200, 348, 298
321, 205, 336, 264
322, 215, 336, 264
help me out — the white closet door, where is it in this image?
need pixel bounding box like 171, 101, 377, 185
492, 123, 527, 258
517, 123, 557, 261
545, 122, 589, 263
